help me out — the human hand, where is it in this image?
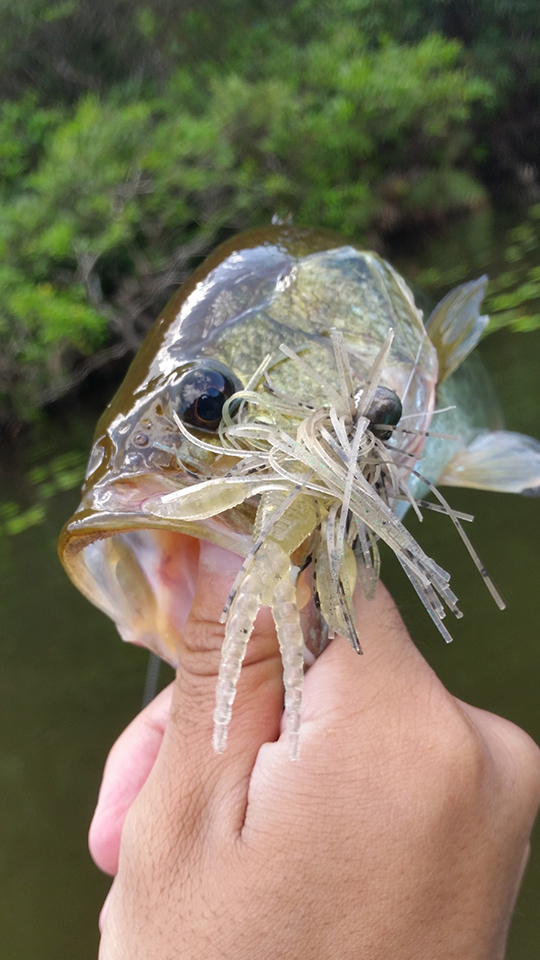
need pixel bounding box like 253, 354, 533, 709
90, 540, 540, 960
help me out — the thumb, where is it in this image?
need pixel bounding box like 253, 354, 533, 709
89, 683, 173, 876
151, 540, 285, 815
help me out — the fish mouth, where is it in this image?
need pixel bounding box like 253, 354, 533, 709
59, 491, 253, 666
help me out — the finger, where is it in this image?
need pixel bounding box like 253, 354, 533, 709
301, 580, 435, 722
262, 582, 540, 834
265, 581, 457, 774
89, 684, 173, 875
298, 576, 540, 815
141, 540, 285, 831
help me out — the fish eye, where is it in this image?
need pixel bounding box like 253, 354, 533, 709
176, 364, 239, 431
366, 387, 402, 440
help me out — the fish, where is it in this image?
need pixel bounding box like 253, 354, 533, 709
58, 224, 540, 759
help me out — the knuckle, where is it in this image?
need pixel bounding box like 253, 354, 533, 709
403, 692, 494, 807
487, 714, 540, 803
415, 702, 540, 830
179, 614, 225, 675
184, 609, 226, 652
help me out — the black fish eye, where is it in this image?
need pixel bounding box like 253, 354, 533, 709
176, 364, 239, 431
366, 387, 403, 440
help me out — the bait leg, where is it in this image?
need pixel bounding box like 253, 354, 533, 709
212, 574, 262, 754
272, 576, 305, 761
213, 540, 289, 754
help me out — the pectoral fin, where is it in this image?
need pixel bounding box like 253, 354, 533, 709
439, 430, 540, 495
426, 276, 489, 382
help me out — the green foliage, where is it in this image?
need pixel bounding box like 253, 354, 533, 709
0, 27, 493, 423
0, 449, 87, 537
485, 206, 540, 334
0, 0, 538, 425
0, 95, 62, 188
406, 204, 540, 336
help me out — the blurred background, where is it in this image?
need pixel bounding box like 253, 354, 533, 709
0, 1, 539, 955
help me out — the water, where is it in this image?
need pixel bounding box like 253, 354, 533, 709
1, 211, 539, 958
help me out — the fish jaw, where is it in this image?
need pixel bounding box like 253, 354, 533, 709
58, 473, 254, 666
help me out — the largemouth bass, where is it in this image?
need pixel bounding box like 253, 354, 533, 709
58, 225, 540, 759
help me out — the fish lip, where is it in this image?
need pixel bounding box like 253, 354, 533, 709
59, 462, 254, 578
57, 509, 187, 572
64, 508, 176, 535
59, 504, 252, 559
73, 470, 188, 522
58, 504, 251, 658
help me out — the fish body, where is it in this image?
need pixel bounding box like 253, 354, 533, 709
59, 225, 540, 758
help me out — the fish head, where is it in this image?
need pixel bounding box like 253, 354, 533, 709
58, 225, 438, 665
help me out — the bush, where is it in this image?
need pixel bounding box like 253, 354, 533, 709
0, 28, 492, 423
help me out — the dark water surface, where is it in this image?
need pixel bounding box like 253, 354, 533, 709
1, 211, 540, 958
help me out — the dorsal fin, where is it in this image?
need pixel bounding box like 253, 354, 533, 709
426, 276, 489, 382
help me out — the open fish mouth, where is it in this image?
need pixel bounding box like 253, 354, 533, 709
59, 509, 253, 665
